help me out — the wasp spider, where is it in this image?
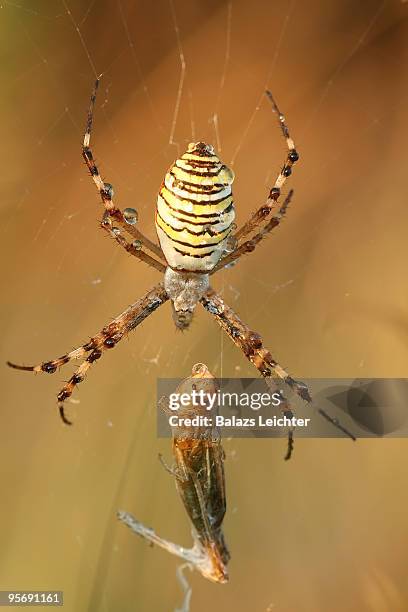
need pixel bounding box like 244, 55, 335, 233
7, 79, 355, 453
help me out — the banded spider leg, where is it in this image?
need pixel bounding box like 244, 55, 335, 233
212, 189, 294, 273
100, 211, 166, 273
200, 288, 357, 447
83, 77, 165, 268
8, 283, 168, 424
215, 91, 299, 272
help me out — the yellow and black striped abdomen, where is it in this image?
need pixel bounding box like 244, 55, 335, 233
155, 142, 235, 272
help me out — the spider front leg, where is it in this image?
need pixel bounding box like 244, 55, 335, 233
8, 283, 169, 424
201, 288, 356, 442
201, 288, 296, 459
83, 77, 165, 262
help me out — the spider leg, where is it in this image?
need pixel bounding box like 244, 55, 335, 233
233, 91, 299, 244
201, 288, 309, 397
83, 77, 165, 263
201, 287, 296, 459
284, 430, 294, 461
212, 190, 293, 274
8, 346, 93, 374
200, 288, 356, 443
8, 283, 169, 424
100, 211, 166, 273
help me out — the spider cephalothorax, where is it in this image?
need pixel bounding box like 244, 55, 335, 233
164, 267, 210, 330
7, 78, 355, 455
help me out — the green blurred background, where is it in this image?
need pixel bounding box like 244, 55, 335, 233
1, 1, 408, 610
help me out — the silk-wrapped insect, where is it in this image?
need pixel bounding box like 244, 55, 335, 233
118, 363, 230, 584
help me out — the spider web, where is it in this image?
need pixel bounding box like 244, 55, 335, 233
2, 1, 408, 611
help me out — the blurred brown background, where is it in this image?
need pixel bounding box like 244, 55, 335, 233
1, 1, 408, 610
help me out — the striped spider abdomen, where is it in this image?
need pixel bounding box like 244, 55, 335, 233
155, 141, 235, 273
